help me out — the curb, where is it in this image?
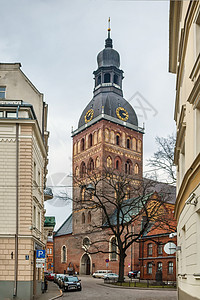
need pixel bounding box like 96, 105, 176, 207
49, 288, 63, 300
98, 282, 177, 291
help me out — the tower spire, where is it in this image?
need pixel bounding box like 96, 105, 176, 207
105, 17, 112, 48
108, 17, 111, 39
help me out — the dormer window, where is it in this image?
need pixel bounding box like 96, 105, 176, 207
104, 73, 110, 83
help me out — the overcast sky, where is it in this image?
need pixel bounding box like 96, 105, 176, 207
1, 0, 176, 229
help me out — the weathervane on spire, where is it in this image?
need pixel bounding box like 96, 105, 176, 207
108, 17, 111, 39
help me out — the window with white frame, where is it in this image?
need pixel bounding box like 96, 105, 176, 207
33, 206, 36, 226
148, 243, 153, 256
0, 87, 6, 98
168, 261, 173, 274
6, 111, 16, 118
0, 111, 3, 117
37, 211, 41, 231
157, 262, 162, 272
147, 262, 152, 274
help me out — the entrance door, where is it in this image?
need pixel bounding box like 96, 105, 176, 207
81, 254, 91, 275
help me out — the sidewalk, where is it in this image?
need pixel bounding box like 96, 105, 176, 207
35, 281, 62, 300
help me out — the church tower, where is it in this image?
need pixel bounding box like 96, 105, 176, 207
72, 22, 144, 235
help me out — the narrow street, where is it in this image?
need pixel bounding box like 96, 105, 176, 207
62, 276, 177, 300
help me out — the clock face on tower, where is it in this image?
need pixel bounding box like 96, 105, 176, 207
84, 109, 94, 123
116, 107, 129, 121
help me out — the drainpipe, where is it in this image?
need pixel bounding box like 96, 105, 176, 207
13, 123, 19, 297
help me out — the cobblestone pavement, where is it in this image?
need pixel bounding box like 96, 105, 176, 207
62, 276, 177, 300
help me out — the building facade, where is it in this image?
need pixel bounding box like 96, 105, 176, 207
169, 1, 200, 299
139, 200, 177, 282
0, 63, 51, 299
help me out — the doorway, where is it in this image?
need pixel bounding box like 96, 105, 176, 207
80, 254, 91, 275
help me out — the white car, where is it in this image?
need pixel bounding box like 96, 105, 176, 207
92, 270, 112, 278
103, 273, 119, 281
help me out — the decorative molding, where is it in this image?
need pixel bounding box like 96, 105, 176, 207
0, 138, 16, 142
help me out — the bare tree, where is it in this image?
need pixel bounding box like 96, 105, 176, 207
147, 134, 176, 184
74, 168, 176, 282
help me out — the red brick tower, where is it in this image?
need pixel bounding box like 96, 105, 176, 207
72, 24, 144, 236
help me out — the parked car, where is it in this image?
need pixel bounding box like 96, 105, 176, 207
45, 273, 55, 281
103, 273, 119, 281
62, 276, 82, 292
92, 270, 112, 278
128, 270, 139, 278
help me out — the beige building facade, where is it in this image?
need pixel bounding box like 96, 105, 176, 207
0, 63, 50, 299
169, 1, 200, 299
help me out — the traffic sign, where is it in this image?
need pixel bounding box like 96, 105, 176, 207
36, 250, 45, 258
36, 258, 45, 263
105, 259, 109, 263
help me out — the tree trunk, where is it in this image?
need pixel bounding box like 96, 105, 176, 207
118, 252, 126, 282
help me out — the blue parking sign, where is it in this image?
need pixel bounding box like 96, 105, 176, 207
36, 250, 45, 258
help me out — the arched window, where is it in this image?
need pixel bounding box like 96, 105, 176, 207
107, 156, 112, 168
105, 129, 109, 142
80, 162, 86, 177
138, 140, 142, 152
81, 186, 86, 201
97, 75, 101, 86
81, 138, 85, 151
75, 166, 79, 177
127, 138, 130, 149
88, 158, 94, 172
148, 243, 153, 256
88, 134, 93, 147
132, 138, 136, 151
110, 237, 117, 261
116, 160, 119, 170
62, 246, 66, 263
104, 73, 110, 83
134, 164, 139, 175
87, 211, 91, 223
114, 74, 118, 85
98, 129, 102, 142
95, 156, 100, 168
125, 160, 131, 174
74, 143, 77, 155
125, 187, 131, 200
93, 131, 97, 145
83, 237, 90, 249
116, 134, 120, 146
82, 212, 85, 224
110, 130, 115, 144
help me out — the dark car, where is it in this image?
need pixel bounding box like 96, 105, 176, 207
128, 271, 139, 278
62, 276, 82, 292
